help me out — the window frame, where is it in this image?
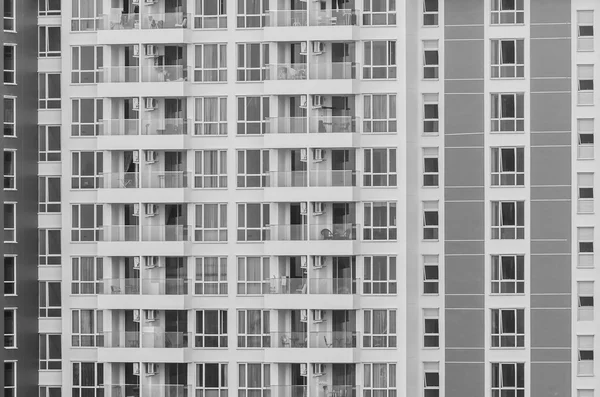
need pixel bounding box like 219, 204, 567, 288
71, 204, 103, 242
39, 334, 62, 370
3, 0, 15, 31
491, 0, 525, 25
195, 44, 227, 82
236, 43, 269, 82
38, 176, 61, 213
363, 201, 397, 241
71, 151, 103, 189
195, 310, 228, 348
237, 149, 269, 187
423, 309, 439, 348
70, 0, 101, 32
39, 281, 62, 318
195, 203, 228, 242
71, 309, 103, 347
423, 93, 439, 135
423, 147, 439, 187
38, 26, 61, 58
4, 361, 16, 397
491, 308, 525, 348
194, 150, 228, 187
72, 362, 104, 397
423, 362, 440, 397
4, 96, 15, 137
363, 309, 397, 348
4, 149, 16, 190
196, 363, 228, 397
363, 40, 397, 80
363, 256, 397, 295
39, 229, 61, 266
194, 97, 228, 136
491, 39, 525, 78
363, 0, 397, 26
39, 386, 62, 397
578, 227, 594, 268
3, 308, 16, 348
363, 148, 397, 187
422, 201, 439, 241
423, 40, 439, 79
39, 0, 61, 16
4, 202, 16, 242
422, 0, 439, 26
363, 94, 397, 133
71, 46, 103, 84
491, 201, 525, 240
194, 0, 227, 29
3, 256, 16, 296
236, 0, 268, 28
3, 44, 15, 84
491, 254, 525, 294
491, 147, 525, 186
237, 256, 269, 295
363, 363, 397, 397
237, 96, 269, 135
577, 10, 594, 52
237, 310, 270, 348
71, 257, 103, 295
578, 65, 595, 106
237, 203, 270, 242
578, 118, 594, 159
71, 98, 103, 136
578, 281, 594, 321
491, 93, 525, 132
39, 125, 61, 162
578, 335, 595, 376
423, 255, 439, 295
38, 73, 61, 109
578, 172, 595, 213
491, 363, 525, 396
194, 257, 228, 295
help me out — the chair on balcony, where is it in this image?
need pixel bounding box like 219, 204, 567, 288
281, 335, 291, 347
111, 286, 122, 294
324, 335, 333, 348
296, 283, 307, 294
175, 17, 188, 28
321, 228, 334, 240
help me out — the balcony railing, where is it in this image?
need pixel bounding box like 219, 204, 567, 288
268, 224, 308, 241
309, 331, 359, 348
142, 278, 190, 295
142, 225, 191, 242
100, 172, 140, 189
310, 62, 358, 79
309, 278, 357, 294
142, 332, 190, 348
104, 385, 141, 397
102, 278, 140, 295
309, 170, 357, 187
270, 385, 308, 397
143, 118, 190, 135
102, 225, 140, 242
311, 223, 358, 240
320, 385, 357, 397
267, 171, 308, 188
270, 332, 308, 348
267, 277, 307, 294
143, 385, 191, 397
142, 172, 190, 188
310, 9, 359, 26
265, 117, 307, 134
101, 66, 140, 83
310, 116, 360, 133
141, 13, 190, 29
99, 13, 140, 30
142, 66, 189, 82
266, 10, 308, 27
266, 63, 308, 80
100, 119, 140, 136
101, 331, 140, 348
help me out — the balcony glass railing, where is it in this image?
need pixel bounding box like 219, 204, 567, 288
99, 13, 140, 30
270, 386, 308, 397
310, 62, 358, 79
141, 13, 190, 29
102, 225, 140, 242
310, 9, 359, 26
104, 385, 141, 397
100, 119, 140, 136
101, 331, 141, 348
142, 118, 190, 135
265, 117, 307, 134
267, 277, 307, 294
141, 278, 190, 295
142, 332, 190, 348
100, 66, 140, 83
142, 172, 189, 188
100, 172, 140, 189
310, 116, 360, 133
142, 66, 189, 82
320, 385, 357, 397
266, 10, 308, 27
143, 385, 191, 397
311, 223, 358, 240
101, 278, 140, 295
309, 170, 357, 187
267, 171, 308, 188
268, 224, 308, 241
266, 63, 308, 80
141, 225, 191, 242
270, 332, 308, 348
309, 331, 359, 348
309, 278, 357, 294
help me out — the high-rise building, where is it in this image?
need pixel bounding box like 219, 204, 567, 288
9, 0, 597, 396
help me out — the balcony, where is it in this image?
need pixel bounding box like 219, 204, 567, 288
310, 10, 359, 26
266, 117, 307, 134
98, 119, 191, 151
101, 119, 140, 136
142, 225, 191, 242
310, 116, 360, 134
142, 331, 190, 348
102, 331, 141, 348
141, 13, 190, 29
142, 172, 189, 189
142, 66, 190, 83
268, 224, 358, 241
266, 10, 308, 27
104, 384, 191, 397
310, 62, 358, 80
270, 331, 358, 349
99, 225, 191, 256
264, 116, 359, 148
101, 172, 140, 189
143, 118, 190, 135
98, 66, 191, 97
97, 11, 190, 44
264, 9, 358, 42
270, 386, 308, 397
102, 278, 140, 295
309, 278, 357, 294
101, 278, 189, 295
101, 66, 140, 83
266, 63, 308, 81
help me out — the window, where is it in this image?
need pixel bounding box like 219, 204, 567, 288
72, 310, 103, 347
578, 11, 594, 51
491, 93, 525, 132
364, 201, 397, 240
237, 310, 270, 347
491, 0, 524, 24
423, 148, 439, 187
237, 256, 269, 294
423, 309, 439, 348
491, 255, 525, 294
578, 65, 594, 105
237, 96, 269, 134
39, 73, 61, 109
423, 94, 439, 135
4, 97, 15, 136
4, 361, 15, 397
491, 39, 524, 78
237, 43, 268, 82
491, 201, 525, 239
363, 363, 397, 397
71, 47, 102, 84
194, 150, 227, 187
364, 309, 396, 348
423, 255, 439, 294
195, 203, 227, 241
491, 147, 524, 186
578, 173, 595, 213
236, 0, 268, 28
3, 45, 15, 84
578, 336, 594, 376
4, 0, 15, 31
39, 281, 61, 317
39, 176, 61, 213
4, 309, 15, 347
363, 148, 397, 187
363, 94, 397, 133
491, 308, 525, 347
4, 150, 15, 189
237, 150, 269, 187
423, 362, 439, 397
39, 229, 61, 265
578, 227, 594, 268
579, 390, 594, 397
363, 0, 396, 26
194, 97, 227, 135
196, 364, 228, 397
423, 201, 439, 240
39, 126, 61, 161
71, 0, 101, 31
72, 98, 103, 136
4, 203, 15, 242
423, 40, 439, 79
363, 41, 397, 79
423, 0, 438, 26
71, 257, 103, 295
195, 44, 227, 82
39, 26, 61, 57
40, 386, 62, 397
237, 203, 270, 242
71, 204, 103, 242
4, 256, 15, 296
578, 119, 594, 159
72, 363, 104, 397
195, 310, 228, 347
39, 0, 61, 16
39, 334, 61, 370
194, 0, 227, 28
195, 257, 228, 295
363, 256, 397, 294
71, 151, 103, 189
578, 281, 594, 321
491, 363, 525, 396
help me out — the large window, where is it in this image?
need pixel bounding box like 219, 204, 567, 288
72, 363, 104, 397
237, 310, 270, 347
363, 148, 397, 187
39, 26, 61, 57
578, 65, 595, 106
72, 98, 103, 136
423, 0, 438, 26
4, 97, 15, 137
363, 363, 397, 397
196, 364, 228, 397
364, 201, 397, 241
423, 93, 439, 135
3, 256, 15, 296
71, 47, 102, 84
237, 150, 269, 187
491, 147, 525, 186
72, 310, 103, 347
194, 97, 227, 135
195, 257, 227, 295
4, 309, 15, 347
491, 255, 524, 294
39, 176, 61, 213
194, 44, 227, 82
194, 0, 227, 28
3, 44, 15, 84
578, 227, 594, 268
71, 257, 103, 295
237, 256, 269, 295
491, 201, 525, 240
4, 361, 15, 397
4, 203, 15, 242
578, 336, 594, 376
491, 93, 525, 132
363, 309, 396, 348
4, 150, 15, 189
39, 229, 61, 265
492, 363, 525, 396
72, 151, 103, 189
423, 309, 439, 348
423, 40, 439, 79
363, 0, 396, 26
423, 255, 439, 295
4, 0, 15, 31
577, 118, 594, 159
578, 281, 594, 321
39, 0, 61, 16
195, 203, 228, 241
39, 73, 61, 109
363, 94, 397, 133
423, 147, 439, 187
40, 387, 62, 397
39, 334, 62, 370
71, 204, 103, 242
39, 281, 61, 318
423, 362, 439, 397
491, 308, 525, 347
363, 256, 397, 294
236, 0, 268, 28
194, 150, 227, 187
491, 39, 525, 78
39, 126, 61, 161
363, 41, 396, 79
422, 201, 439, 240
491, 0, 524, 24
195, 310, 228, 347
578, 10, 594, 51
237, 96, 269, 134
237, 43, 268, 82
71, 0, 102, 31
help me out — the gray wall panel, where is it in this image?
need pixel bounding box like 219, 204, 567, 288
530, 147, 571, 185
530, 255, 571, 294
531, 348, 571, 362
530, 132, 571, 146
445, 41, 484, 80
445, 363, 484, 397
445, 348, 485, 363
445, 187, 485, 201
530, 294, 571, 308
530, 39, 571, 77
445, 134, 484, 147
445, 295, 485, 309
531, 0, 572, 23
445, 26, 485, 40
445, 94, 485, 133
531, 241, 571, 254
444, 148, 484, 185
445, 255, 485, 295
445, 242, 485, 255
531, 24, 572, 38
445, 80, 485, 94
531, 309, 571, 348
530, 363, 571, 397
446, 309, 485, 348
445, 202, 484, 240
530, 201, 571, 241
531, 78, 571, 93
531, 186, 571, 200
530, 93, 571, 131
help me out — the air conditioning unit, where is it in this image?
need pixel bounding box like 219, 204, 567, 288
144, 44, 157, 57
133, 256, 141, 270
299, 95, 308, 109
132, 97, 140, 110
145, 309, 157, 322
144, 256, 159, 268
312, 95, 324, 109
132, 0, 139, 4
133, 309, 141, 322
313, 41, 325, 55
300, 309, 308, 322
312, 363, 325, 377
301, 256, 308, 269
312, 202, 324, 215
300, 41, 308, 55
132, 150, 140, 163
145, 150, 158, 164
145, 363, 158, 376
145, 97, 157, 111
144, 0, 156, 4
300, 363, 308, 377
313, 255, 325, 269
300, 202, 308, 215
133, 362, 140, 375
300, 148, 308, 162
313, 309, 324, 323
144, 203, 158, 217
313, 148, 324, 162
133, 44, 140, 58
133, 203, 140, 217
